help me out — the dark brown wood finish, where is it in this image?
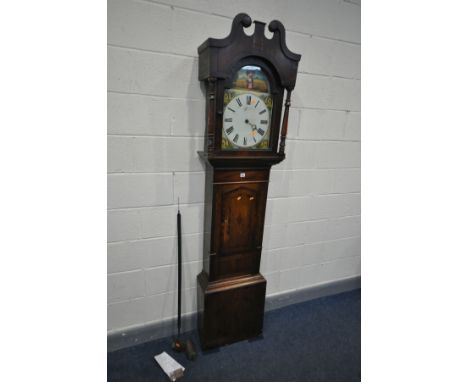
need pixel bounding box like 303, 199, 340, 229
197, 272, 266, 349
197, 13, 301, 349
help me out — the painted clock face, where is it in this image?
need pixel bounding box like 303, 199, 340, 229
223, 93, 270, 149
221, 65, 273, 150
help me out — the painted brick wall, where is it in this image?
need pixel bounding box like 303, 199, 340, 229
108, 0, 361, 332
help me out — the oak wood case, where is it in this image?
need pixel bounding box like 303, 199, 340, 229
197, 13, 300, 349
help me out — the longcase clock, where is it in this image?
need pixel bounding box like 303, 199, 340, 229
197, 13, 301, 349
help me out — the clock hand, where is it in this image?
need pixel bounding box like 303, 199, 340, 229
245, 120, 257, 130
248, 123, 258, 137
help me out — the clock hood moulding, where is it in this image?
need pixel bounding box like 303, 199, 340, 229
198, 13, 301, 90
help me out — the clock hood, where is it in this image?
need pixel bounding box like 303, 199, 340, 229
198, 13, 301, 91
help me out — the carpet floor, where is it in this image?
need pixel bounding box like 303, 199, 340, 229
108, 289, 361, 382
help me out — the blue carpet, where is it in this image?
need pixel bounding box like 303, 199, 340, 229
108, 289, 361, 382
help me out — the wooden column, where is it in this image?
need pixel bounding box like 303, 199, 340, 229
206, 77, 216, 152
279, 89, 291, 155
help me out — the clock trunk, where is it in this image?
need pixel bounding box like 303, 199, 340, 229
197, 166, 271, 348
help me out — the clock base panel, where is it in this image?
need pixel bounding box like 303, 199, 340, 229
197, 271, 266, 349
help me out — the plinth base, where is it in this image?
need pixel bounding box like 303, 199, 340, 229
197, 271, 266, 349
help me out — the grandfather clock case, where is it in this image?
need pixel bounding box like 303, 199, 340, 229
197, 13, 301, 349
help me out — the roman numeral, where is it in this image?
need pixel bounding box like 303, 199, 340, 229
260, 120, 268, 124
246, 95, 251, 105
257, 128, 265, 136
243, 137, 247, 145
228, 107, 236, 113
236, 98, 242, 107
254, 100, 260, 108
233, 134, 239, 143
226, 126, 234, 135
224, 118, 232, 122
259, 109, 266, 115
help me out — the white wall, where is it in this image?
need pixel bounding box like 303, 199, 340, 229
107, 0, 361, 333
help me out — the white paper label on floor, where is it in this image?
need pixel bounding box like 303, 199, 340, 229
154, 352, 185, 381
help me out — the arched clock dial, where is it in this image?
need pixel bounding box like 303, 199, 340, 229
223, 93, 270, 148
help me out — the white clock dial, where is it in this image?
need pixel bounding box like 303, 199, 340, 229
223, 93, 270, 148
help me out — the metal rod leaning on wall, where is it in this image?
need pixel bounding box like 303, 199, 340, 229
177, 198, 182, 339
